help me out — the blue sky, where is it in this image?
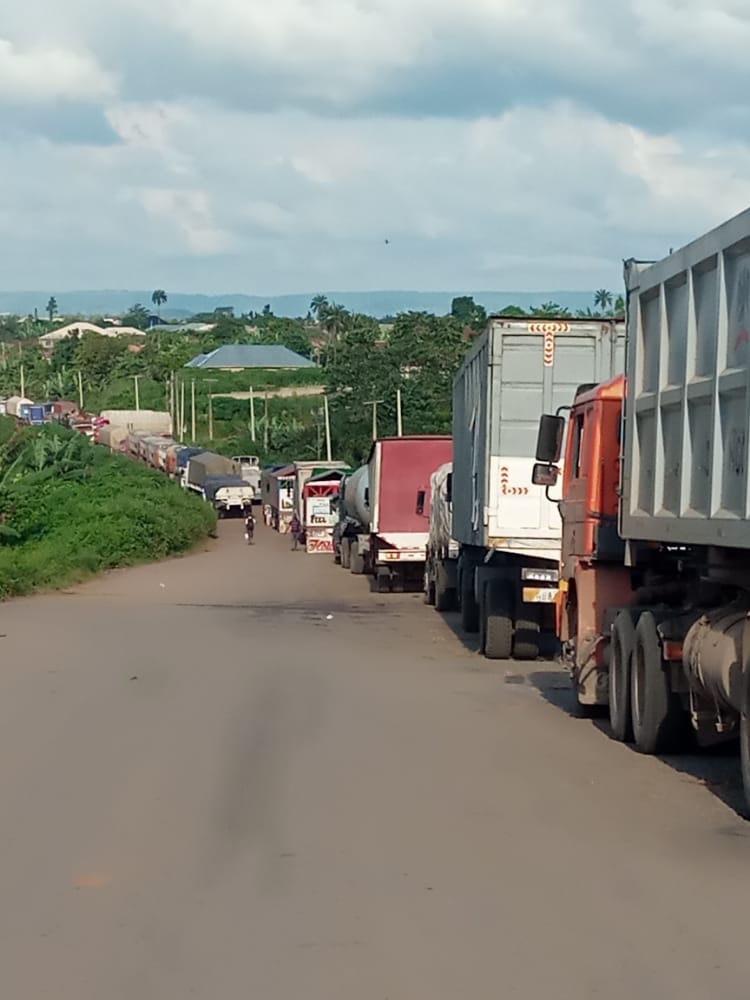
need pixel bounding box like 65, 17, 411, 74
2, 0, 749, 295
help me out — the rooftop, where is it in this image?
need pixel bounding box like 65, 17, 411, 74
185, 344, 316, 370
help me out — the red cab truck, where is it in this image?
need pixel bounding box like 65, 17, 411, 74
533, 206, 750, 812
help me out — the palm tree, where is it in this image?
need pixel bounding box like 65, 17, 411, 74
310, 294, 329, 324
323, 303, 350, 362
594, 289, 613, 312
614, 294, 625, 317
46, 297, 58, 322
151, 289, 167, 318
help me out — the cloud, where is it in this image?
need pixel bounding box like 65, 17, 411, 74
0, 36, 114, 103
1, 1, 749, 296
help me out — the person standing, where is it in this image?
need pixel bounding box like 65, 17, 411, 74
290, 513, 301, 551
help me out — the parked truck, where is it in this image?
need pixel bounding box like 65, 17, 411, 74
423, 463, 459, 611
344, 436, 452, 592
532, 207, 750, 811
451, 315, 625, 660
334, 466, 369, 568
202, 475, 255, 515
232, 455, 262, 502
185, 452, 237, 492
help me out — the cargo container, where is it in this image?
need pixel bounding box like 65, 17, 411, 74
24, 405, 46, 425
173, 446, 203, 482
291, 461, 348, 519
261, 464, 295, 530
451, 315, 625, 660
423, 463, 459, 610
97, 426, 129, 452
5, 396, 32, 417
100, 409, 172, 434
202, 475, 255, 515
532, 206, 750, 812
344, 436, 452, 592
185, 452, 237, 492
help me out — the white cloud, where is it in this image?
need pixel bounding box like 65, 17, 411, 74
0, 1, 749, 294
0, 37, 113, 103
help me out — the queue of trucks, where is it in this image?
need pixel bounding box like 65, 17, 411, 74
325, 208, 750, 812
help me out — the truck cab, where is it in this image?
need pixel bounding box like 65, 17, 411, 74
534, 376, 633, 707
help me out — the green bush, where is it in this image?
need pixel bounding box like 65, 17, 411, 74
0, 424, 216, 598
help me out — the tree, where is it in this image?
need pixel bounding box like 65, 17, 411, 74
594, 289, 613, 312
74, 333, 130, 390
51, 333, 80, 373
310, 294, 329, 324
532, 301, 571, 318
614, 294, 625, 317
323, 303, 350, 363
46, 297, 58, 323
121, 304, 151, 331
450, 296, 487, 331
499, 305, 527, 317
151, 289, 168, 317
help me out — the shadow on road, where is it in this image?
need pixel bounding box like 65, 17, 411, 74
528, 667, 747, 820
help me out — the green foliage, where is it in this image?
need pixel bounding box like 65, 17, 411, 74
121, 303, 151, 330
0, 421, 215, 598
74, 332, 132, 390
451, 295, 487, 331
46, 296, 58, 322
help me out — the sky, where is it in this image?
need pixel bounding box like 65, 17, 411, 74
2, 0, 750, 295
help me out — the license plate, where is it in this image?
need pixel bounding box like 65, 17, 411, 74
522, 587, 558, 604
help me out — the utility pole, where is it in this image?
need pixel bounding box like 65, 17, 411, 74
396, 388, 403, 437
208, 393, 214, 441
169, 371, 175, 427
323, 394, 332, 461
77, 370, 84, 410
263, 392, 269, 451
249, 386, 256, 442
133, 375, 140, 411
20, 364, 25, 400
191, 380, 196, 442
180, 379, 186, 438
364, 399, 384, 441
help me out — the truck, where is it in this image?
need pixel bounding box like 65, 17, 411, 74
260, 464, 295, 530
451, 315, 625, 661
302, 469, 349, 554
334, 466, 369, 567
185, 452, 237, 494
343, 436, 452, 593
423, 463, 459, 611
232, 455, 262, 502
291, 461, 348, 518
100, 409, 172, 435
532, 206, 750, 811
202, 475, 255, 515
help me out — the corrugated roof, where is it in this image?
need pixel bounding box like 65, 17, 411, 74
185, 344, 316, 369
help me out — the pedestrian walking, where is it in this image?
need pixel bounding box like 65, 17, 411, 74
290, 513, 301, 551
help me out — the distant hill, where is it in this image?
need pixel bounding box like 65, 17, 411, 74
0, 289, 600, 319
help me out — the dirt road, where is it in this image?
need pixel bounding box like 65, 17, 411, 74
1, 520, 749, 998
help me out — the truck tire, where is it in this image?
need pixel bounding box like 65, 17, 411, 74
435, 565, 456, 612
484, 581, 513, 660
350, 543, 365, 576
460, 572, 480, 634
340, 538, 351, 570
739, 666, 750, 819
376, 567, 391, 593
424, 566, 436, 605
610, 611, 636, 742
631, 612, 689, 754
513, 606, 541, 661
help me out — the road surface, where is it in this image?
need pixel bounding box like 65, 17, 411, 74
1, 520, 749, 998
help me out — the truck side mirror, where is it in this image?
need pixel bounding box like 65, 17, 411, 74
416, 489, 426, 515
536, 414, 565, 463
532, 463, 560, 487
446, 473, 453, 503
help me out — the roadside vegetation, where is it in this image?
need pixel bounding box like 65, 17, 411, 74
0, 419, 216, 598
0, 289, 625, 468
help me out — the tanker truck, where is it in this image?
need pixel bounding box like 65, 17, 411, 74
343, 436, 452, 592
452, 314, 625, 661
334, 466, 370, 569
532, 206, 750, 812
423, 463, 459, 611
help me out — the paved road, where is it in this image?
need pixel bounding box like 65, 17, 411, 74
1, 520, 749, 998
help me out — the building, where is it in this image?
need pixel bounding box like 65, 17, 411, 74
185, 345, 316, 371
38, 322, 146, 351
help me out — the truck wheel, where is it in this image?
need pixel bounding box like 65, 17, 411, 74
340, 538, 351, 569
484, 581, 513, 660
739, 667, 750, 819
631, 612, 689, 754
350, 543, 365, 576
513, 607, 541, 661
460, 573, 480, 634
435, 566, 455, 612
610, 611, 636, 742
424, 567, 436, 605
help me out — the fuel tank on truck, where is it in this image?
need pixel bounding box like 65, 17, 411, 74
343, 465, 370, 532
